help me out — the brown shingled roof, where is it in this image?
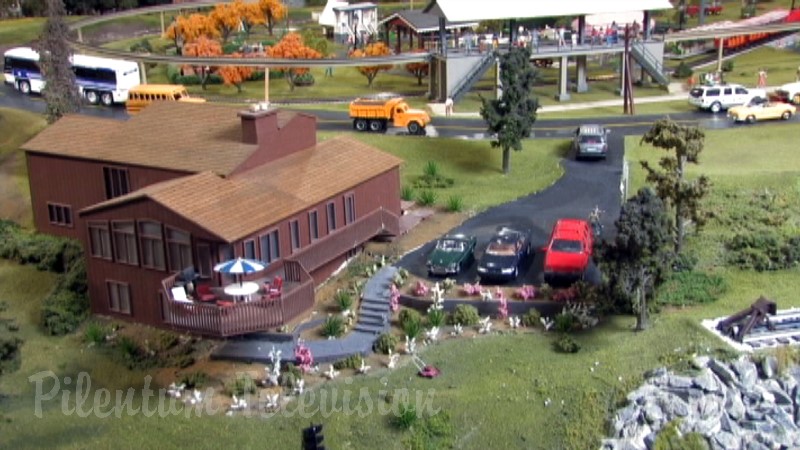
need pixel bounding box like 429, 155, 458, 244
81, 135, 403, 242
22, 102, 303, 176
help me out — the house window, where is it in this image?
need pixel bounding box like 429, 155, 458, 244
112, 221, 138, 265
47, 203, 72, 227
196, 243, 212, 278
139, 221, 165, 270
308, 210, 319, 242
107, 280, 131, 315
326, 201, 336, 233
243, 239, 257, 259
166, 227, 192, 272
259, 230, 280, 263
88, 221, 112, 259
103, 166, 130, 200
344, 193, 356, 225
290, 220, 301, 252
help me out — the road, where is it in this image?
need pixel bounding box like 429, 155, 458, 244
4, 84, 798, 286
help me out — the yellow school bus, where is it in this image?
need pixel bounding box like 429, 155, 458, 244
125, 84, 206, 114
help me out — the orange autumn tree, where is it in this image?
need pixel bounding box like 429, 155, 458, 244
164, 14, 218, 53
405, 50, 429, 86
218, 53, 255, 93
182, 37, 223, 90
209, 2, 242, 43
258, 0, 287, 36
236, 0, 265, 39
267, 32, 322, 90
350, 42, 393, 87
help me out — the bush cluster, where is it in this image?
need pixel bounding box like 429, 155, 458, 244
227, 374, 257, 397
521, 308, 541, 328
726, 232, 800, 271
321, 315, 345, 338
373, 332, 398, 354
449, 304, 480, 326
0, 220, 89, 335
553, 333, 581, 353
656, 271, 728, 307
333, 354, 363, 370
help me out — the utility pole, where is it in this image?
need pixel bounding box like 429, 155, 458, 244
623, 25, 635, 116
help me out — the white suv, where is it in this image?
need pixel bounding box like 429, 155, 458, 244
688, 84, 766, 113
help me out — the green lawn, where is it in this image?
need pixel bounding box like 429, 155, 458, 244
0, 108, 47, 227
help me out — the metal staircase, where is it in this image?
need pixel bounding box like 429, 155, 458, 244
450, 52, 496, 102
630, 42, 670, 86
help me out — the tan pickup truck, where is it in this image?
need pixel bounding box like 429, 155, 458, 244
348, 97, 431, 135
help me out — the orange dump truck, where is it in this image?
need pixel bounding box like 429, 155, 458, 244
348, 97, 431, 135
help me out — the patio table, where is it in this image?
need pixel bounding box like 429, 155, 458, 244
223, 281, 260, 302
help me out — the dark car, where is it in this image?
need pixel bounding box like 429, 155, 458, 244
477, 228, 531, 281
426, 234, 477, 276
573, 124, 610, 160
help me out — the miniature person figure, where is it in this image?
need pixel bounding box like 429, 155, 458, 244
465, 29, 473, 54
444, 97, 454, 117
324, 55, 334, 77
757, 68, 767, 88
531, 28, 539, 51
796, 64, 800, 82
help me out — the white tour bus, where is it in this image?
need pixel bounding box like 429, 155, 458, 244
3, 46, 140, 106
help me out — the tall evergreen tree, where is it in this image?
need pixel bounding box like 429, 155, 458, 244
479, 46, 540, 174
599, 188, 672, 331
37, 0, 81, 124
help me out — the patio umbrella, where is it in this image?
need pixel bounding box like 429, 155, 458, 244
213, 257, 267, 285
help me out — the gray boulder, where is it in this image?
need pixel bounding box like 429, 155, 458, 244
709, 359, 737, 387
725, 391, 746, 420
731, 358, 758, 390
693, 369, 719, 392
712, 431, 740, 450
642, 402, 663, 424
667, 374, 693, 389
759, 355, 778, 379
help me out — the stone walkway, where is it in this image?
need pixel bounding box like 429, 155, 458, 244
211, 266, 397, 364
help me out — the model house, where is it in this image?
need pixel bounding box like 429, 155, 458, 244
23, 102, 402, 336
318, 0, 378, 45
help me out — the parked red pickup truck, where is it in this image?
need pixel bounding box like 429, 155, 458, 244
543, 219, 594, 282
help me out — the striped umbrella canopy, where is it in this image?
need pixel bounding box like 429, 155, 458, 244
213, 258, 267, 282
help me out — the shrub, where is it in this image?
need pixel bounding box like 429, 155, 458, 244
423, 161, 440, 178
403, 410, 455, 450
333, 354, 363, 370
115, 336, 151, 370
403, 317, 422, 339
321, 315, 345, 338
399, 309, 422, 329
373, 332, 398, 354
553, 312, 576, 333
521, 308, 541, 328
279, 363, 303, 388
653, 420, 709, 450
673, 62, 693, 79
84, 321, 108, 345
392, 403, 419, 430
227, 374, 257, 397
417, 190, 437, 206
657, 271, 728, 307
41, 289, 90, 336
129, 38, 153, 53
335, 290, 354, 312
449, 304, 480, 326
445, 195, 464, 212
553, 333, 581, 353
293, 72, 315, 86
721, 59, 734, 73
427, 309, 445, 327
179, 372, 209, 389
0, 336, 23, 375
401, 185, 415, 201
672, 252, 698, 272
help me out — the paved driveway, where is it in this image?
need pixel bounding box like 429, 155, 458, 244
396, 132, 625, 287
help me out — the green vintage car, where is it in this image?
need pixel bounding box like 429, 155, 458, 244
426, 234, 477, 276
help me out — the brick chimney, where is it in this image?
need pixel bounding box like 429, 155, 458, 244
238, 102, 278, 145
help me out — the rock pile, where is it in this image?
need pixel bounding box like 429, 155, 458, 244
602, 355, 800, 450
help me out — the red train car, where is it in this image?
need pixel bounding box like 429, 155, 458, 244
713, 9, 800, 52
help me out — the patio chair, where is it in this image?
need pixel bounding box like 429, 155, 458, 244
195, 284, 217, 303
171, 286, 192, 303
268, 276, 283, 299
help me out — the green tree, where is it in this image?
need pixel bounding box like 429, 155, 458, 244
37, 0, 81, 124
640, 118, 711, 255
479, 46, 540, 174
599, 188, 672, 331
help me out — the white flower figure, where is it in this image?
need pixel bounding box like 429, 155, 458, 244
186, 389, 203, 405
310, 364, 320, 374
357, 359, 371, 374
324, 364, 340, 380
268, 346, 282, 365
540, 316, 554, 331
265, 393, 279, 411
230, 394, 248, 411
429, 283, 445, 312
508, 316, 521, 328
341, 309, 352, 318
480, 290, 493, 301
293, 379, 305, 395
387, 351, 400, 369
544, 398, 552, 407
167, 382, 185, 398
478, 316, 493, 334
424, 327, 440, 344
450, 323, 463, 336
403, 336, 417, 354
